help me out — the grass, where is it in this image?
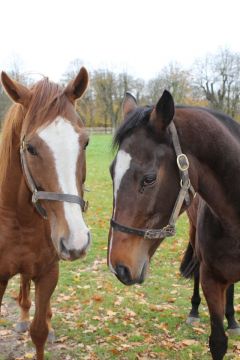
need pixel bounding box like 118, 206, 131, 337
1, 134, 240, 360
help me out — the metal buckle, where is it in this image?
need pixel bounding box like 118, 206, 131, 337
144, 229, 158, 240
177, 154, 189, 171
144, 224, 176, 240
162, 225, 176, 237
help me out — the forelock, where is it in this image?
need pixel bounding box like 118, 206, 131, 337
113, 106, 153, 149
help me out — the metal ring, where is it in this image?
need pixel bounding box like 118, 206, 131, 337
180, 179, 191, 189
177, 154, 189, 171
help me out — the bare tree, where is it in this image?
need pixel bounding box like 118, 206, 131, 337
7, 55, 31, 85
61, 58, 85, 84
113, 73, 144, 128
146, 63, 191, 104
58, 51, 240, 129
61, 59, 93, 125
0, 55, 30, 124
193, 48, 240, 117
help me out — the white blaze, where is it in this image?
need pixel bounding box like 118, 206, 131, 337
109, 149, 132, 273
38, 116, 89, 251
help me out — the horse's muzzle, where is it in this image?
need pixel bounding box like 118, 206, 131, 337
115, 262, 147, 285
59, 233, 91, 261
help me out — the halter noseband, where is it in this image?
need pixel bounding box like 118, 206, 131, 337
110, 122, 195, 241
20, 137, 88, 219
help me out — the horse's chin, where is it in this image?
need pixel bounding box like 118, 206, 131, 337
115, 260, 149, 286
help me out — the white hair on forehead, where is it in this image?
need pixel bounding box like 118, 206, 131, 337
38, 116, 89, 250
38, 116, 80, 193
108, 149, 132, 273
113, 150, 132, 199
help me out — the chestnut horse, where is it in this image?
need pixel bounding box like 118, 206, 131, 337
0, 68, 90, 360
182, 195, 240, 334
108, 91, 240, 360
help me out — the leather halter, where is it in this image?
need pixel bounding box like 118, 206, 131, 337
20, 137, 88, 219
110, 122, 195, 241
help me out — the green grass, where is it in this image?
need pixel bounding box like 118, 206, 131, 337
2, 134, 240, 360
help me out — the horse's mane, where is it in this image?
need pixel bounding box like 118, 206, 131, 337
0, 78, 68, 187
113, 106, 153, 149
0, 104, 24, 187
113, 104, 240, 150
177, 105, 240, 139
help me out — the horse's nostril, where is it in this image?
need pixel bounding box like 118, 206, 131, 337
115, 264, 132, 285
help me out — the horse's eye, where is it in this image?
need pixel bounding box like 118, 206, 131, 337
27, 144, 38, 156
142, 174, 157, 186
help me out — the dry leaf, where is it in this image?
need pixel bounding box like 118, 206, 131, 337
92, 294, 103, 302
181, 339, 199, 346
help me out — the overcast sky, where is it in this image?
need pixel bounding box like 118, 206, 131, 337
0, 0, 239, 81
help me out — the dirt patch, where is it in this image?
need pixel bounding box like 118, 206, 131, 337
0, 296, 66, 360
0, 296, 35, 360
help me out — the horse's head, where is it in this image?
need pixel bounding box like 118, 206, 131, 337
1, 68, 90, 261
108, 91, 188, 285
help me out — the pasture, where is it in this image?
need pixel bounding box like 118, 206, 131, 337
1, 134, 240, 359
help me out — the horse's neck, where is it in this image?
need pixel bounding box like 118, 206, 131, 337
0, 143, 31, 214
179, 113, 240, 223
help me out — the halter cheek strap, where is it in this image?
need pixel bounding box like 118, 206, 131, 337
110, 122, 196, 241
20, 137, 88, 219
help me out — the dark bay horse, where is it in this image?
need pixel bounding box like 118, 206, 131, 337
182, 195, 240, 335
0, 68, 90, 360
108, 91, 240, 360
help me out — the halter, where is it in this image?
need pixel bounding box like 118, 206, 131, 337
110, 122, 195, 241
20, 137, 88, 219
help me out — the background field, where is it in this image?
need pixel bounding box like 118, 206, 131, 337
1, 134, 240, 360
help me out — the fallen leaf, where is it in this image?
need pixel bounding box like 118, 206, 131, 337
0, 329, 12, 336
181, 339, 199, 346
92, 294, 103, 302
193, 326, 206, 334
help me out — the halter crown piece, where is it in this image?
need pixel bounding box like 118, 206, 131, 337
20, 137, 88, 219
110, 122, 195, 241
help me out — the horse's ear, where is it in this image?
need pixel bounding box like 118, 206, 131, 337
122, 92, 137, 118
64, 67, 89, 102
1, 71, 31, 107
150, 90, 175, 131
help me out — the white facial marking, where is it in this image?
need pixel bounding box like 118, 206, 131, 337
38, 116, 89, 251
109, 149, 132, 273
